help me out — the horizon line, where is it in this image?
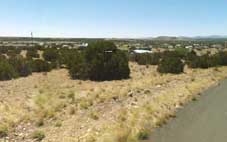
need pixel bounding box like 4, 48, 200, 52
1, 35, 227, 39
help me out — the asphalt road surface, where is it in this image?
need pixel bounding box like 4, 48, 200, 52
146, 79, 227, 142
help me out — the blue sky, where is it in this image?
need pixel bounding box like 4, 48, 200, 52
0, 0, 227, 38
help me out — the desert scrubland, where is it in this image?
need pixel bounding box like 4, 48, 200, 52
1, 62, 227, 142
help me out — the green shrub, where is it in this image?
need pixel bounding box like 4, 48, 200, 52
0, 48, 8, 54
50, 61, 60, 69
7, 50, 18, 58
187, 54, 221, 69
217, 51, 227, 66
185, 50, 197, 61
0, 59, 18, 81
32, 130, 45, 141
0, 125, 8, 138
57, 49, 79, 68
175, 47, 190, 58
43, 49, 59, 62
9, 56, 32, 77
69, 53, 90, 80
157, 57, 184, 74
187, 55, 208, 69
161, 51, 184, 58
27, 50, 40, 59
131, 53, 160, 65
30, 59, 51, 72
69, 41, 130, 81
137, 129, 149, 140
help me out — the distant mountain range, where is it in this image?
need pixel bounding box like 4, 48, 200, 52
143, 35, 227, 41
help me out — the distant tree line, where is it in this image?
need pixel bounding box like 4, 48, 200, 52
0, 41, 130, 81
130, 48, 227, 74
1, 41, 227, 81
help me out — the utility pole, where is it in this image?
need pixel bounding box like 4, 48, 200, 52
31, 32, 34, 47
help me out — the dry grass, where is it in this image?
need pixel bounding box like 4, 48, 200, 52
0, 63, 227, 141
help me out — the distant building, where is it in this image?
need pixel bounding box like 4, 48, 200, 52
168, 45, 174, 49
211, 44, 223, 48
132, 49, 152, 54
80, 43, 88, 47
185, 45, 193, 49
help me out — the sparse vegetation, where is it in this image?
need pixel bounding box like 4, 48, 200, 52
36, 118, 44, 127
0, 125, 8, 138
55, 121, 62, 127
89, 111, 99, 120
32, 130, 45, 141
137, 129, 150, 140
1, 39, 227, 142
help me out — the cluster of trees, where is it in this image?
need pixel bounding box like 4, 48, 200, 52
0, 56, 53, 81
68, 41, 130, 81
187, 51, 227, 69
130, 50, 186, 74
0, 47, 54, 81
131, 49, 227, 74
0, 41, 130, 81
1, 41, 227, 81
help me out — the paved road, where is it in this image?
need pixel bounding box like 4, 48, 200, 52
146, 79, 227, 142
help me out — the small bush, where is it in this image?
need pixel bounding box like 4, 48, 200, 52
137, 129, 149, 140
55, 121, 62, 127
0, 48, 8, 54
43, 49, 59, 62
0, 59, 18, 80
58, 49, 78, 66
7, 50, 18, 58
157, 57, 184, 74
9, 56, 32, 77
161, 50, 186, 59
0, 125, 8, 138
32, 130, 45, 141
30, 59, 51, 72
27, 50, 40, 59
175, 47, 190, 58
68, 53, 89, 80
36, 119, 44, 127
69, 107, 76, 115
131, 53, 161, 65
89, 111, 99, 120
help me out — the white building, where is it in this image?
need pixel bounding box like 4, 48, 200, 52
133, 49, 152, 54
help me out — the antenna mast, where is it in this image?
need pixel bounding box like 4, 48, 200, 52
31, 32, 34, 46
